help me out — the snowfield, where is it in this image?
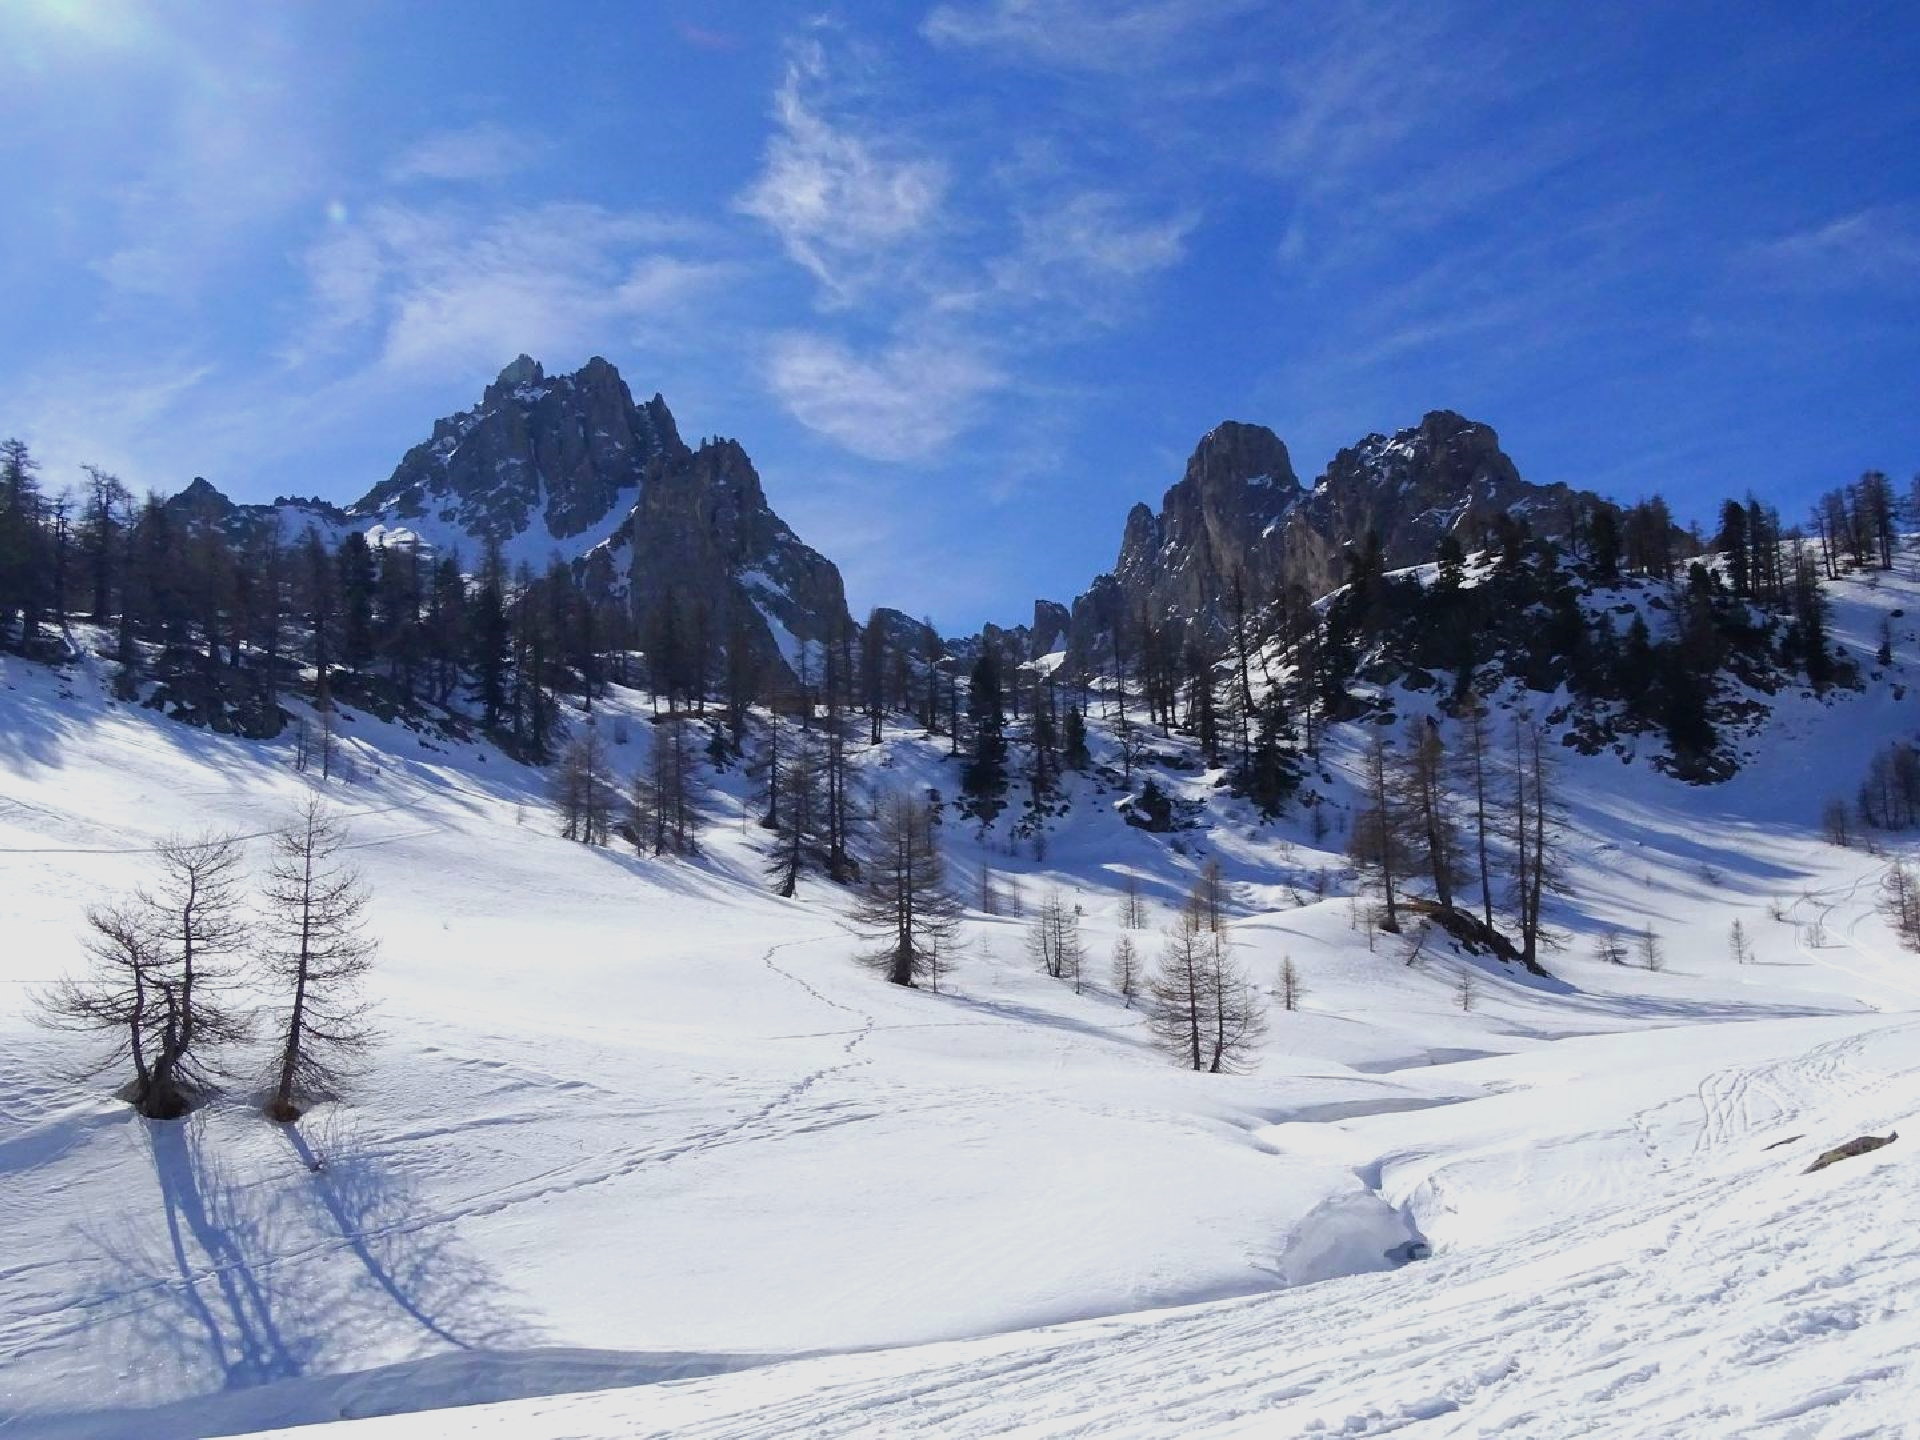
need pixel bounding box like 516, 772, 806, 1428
4, 561, 1920, 1439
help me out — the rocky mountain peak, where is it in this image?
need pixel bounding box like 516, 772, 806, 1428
351, 354, 687, 569
1184, 421, 1299, 500
491, 353, 544, 392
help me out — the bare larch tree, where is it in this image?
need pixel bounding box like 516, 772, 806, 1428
552, 726, 617, 845
852, 789, 960, 986
38, 832, 250, 1117
1027, 888, 1087, 988
259, 800, 377, 1121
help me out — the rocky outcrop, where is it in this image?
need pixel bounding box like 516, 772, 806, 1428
350, 355, 684, 568
587, 437, 852, 685
866, 608, 943, 664
1060, 411, 1581, 672
1279, 411, 1578, 599
1030, 600, 1071, 659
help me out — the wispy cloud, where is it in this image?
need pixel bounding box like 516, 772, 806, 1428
764, 331, 1003, 461
289, 202, 729, 375
386, 122, 544, 185
736, 28, 1198, 461
1742, 207, 1920, 292
984, 190, 1195, 316
922, 0, 1261, 73
736, 37, 948, 304
89, 18, 323, 301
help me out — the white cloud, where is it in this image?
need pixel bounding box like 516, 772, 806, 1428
736, 39, 947, 302
922, 0, 1260, 72
387, 122, 543, 184
765, 332, 1003, 461
987, 191, 1195, 311
288, 202, 730, 377
1743, 208, 1920, 292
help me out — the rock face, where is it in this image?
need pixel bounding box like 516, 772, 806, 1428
350, 355, 683, 569
1064, 421, 1302, 665
351, 355, 853, 686
1060, 410, 1579, 672
584, 436, 853, 684
1281, 411, 1578, 599
1029, 600, 1071, 659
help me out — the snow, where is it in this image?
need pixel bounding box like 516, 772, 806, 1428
4, 556, 1920, 1438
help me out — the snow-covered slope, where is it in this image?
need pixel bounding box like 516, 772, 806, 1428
3, 561, 1919, 1439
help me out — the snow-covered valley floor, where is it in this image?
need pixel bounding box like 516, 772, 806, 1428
4, 565, 1920, 1439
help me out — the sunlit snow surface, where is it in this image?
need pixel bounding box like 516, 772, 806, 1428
3, 559, 1919, 1438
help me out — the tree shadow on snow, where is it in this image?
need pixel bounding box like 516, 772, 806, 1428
56, 1109, 534, 1417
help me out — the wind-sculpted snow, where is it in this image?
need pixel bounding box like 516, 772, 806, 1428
4, 556, 1920, 1437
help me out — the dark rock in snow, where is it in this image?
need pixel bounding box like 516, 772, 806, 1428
1804, 1132, 1898, 1174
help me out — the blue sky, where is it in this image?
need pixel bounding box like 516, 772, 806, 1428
3, 1, 1917, 628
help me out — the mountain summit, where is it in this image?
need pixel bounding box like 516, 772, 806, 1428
349, 354, 685, 571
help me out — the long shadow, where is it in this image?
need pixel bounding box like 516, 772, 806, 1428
147, 1122, 310, 1389
47, 1109, 533, 1426
917, 986, 1154, 1052
284, 1122, 522, 1353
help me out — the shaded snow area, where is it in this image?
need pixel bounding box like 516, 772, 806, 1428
5, 562, 1920, 1438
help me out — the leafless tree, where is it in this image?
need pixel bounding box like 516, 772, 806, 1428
852, 789, 960, 986
1028, 888, 1087, 988
38, 833, 250, 1117
1148, 906, 1210, 1070
1880, 862, 1920, 949
1200, 924, 1266, 1072
1396, 716, 1461, 909
36, 903, 164, 1111
1147, 906, 1266, 1072
1821, 797, 1854, 847
1111, 933, 1141, 1007
258, 800, 377, 1121
1350, 733, 1408, 932
634, 715, 701, 857
978, 859, 1001, 916
1728, 918, 1754, 967
1639, 925, 1665, 972
552, 726, 617, 845
1594, 928, 1628, 965
1190, 857, 1230, 934
1456, 696, 1498, 929
142, 833, 252, 1114
1510, 715, 1570, 969
1120, 874, 1149, 930
765, 718, 825, 896
1455, 967, 1477, 1012
1277, 954, 1303, 1011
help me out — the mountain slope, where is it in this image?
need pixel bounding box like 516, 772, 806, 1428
4, 555, 1920, 1439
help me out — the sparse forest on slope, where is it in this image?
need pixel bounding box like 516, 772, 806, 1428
4, 370, 1920, 1438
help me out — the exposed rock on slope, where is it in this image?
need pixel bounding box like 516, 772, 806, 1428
1061, 411, 1581, 671
584, 436, 853, 683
